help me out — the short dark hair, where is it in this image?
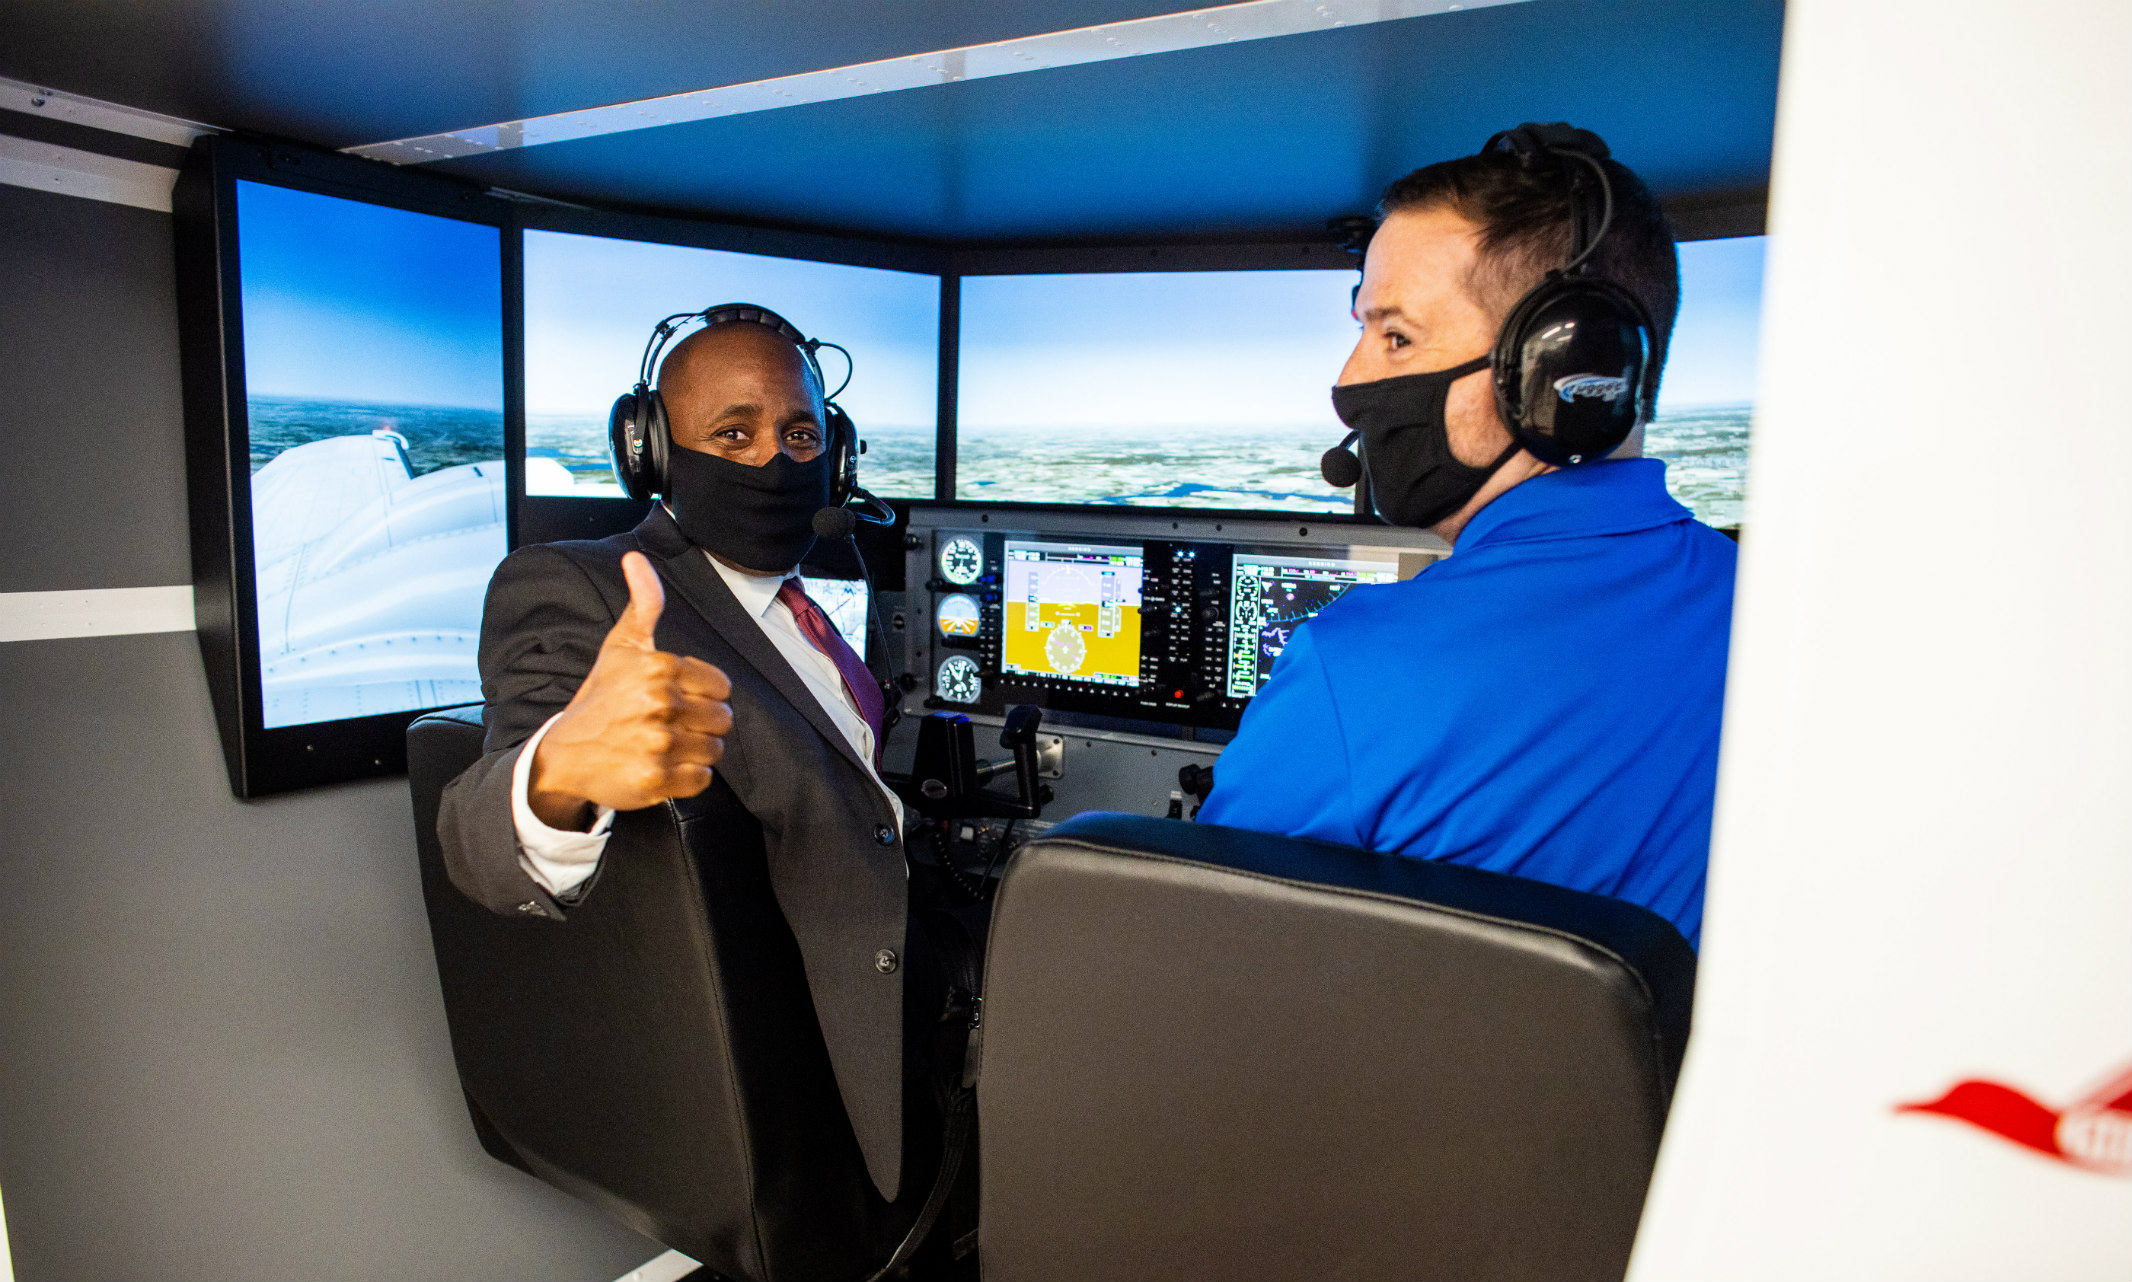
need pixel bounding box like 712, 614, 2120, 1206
1378, 149, 1681, 380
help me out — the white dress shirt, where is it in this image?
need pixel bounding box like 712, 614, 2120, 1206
513, 551, 902, 899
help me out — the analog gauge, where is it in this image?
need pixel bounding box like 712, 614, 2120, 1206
939, 536, 984, 586
935, 655, 982, 704
936, 593, 982, 639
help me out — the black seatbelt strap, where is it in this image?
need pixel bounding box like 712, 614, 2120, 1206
864, 1087, 975, 1282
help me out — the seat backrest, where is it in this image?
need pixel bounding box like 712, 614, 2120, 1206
405, 707, 915, 1282
975, 811, 1696, 1282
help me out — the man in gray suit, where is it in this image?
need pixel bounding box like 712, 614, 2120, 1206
434, 313, 936, 1210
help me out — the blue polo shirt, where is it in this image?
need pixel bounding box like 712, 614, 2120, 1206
1200, 458, 1735, 947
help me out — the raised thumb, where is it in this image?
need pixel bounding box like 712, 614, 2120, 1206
607, 551, 665, 650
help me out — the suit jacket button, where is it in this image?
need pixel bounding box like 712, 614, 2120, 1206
516, 901, 544, 916
873, 824, 896, 846
874, 949, 899, 974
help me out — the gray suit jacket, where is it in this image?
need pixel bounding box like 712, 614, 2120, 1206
435, 506, 911, 1199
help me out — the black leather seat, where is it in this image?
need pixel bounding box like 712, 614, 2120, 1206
973, 811, 1695, 1282
405, 706, 927, 1282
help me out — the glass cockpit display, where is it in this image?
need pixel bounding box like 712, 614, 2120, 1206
1000, 541, 1144, 688
1225, 553, 1399, 698
914, 525, 1429, 730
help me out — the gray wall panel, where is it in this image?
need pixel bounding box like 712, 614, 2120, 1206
0, 158, 661, 1279
0, 180, 193, 593
0, 631, 659, 1281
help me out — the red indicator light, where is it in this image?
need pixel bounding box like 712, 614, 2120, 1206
1173, 689, 1184, 699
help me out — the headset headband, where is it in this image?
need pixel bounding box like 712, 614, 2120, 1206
1481, 123, 1616, 273
636, 303, 831, 397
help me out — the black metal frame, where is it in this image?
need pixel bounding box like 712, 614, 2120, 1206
174, 135, 517, 797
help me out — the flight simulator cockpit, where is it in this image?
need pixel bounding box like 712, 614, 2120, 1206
61, 0, 2132, 1280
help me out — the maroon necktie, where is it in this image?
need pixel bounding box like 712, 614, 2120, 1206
776, 579, 886, 768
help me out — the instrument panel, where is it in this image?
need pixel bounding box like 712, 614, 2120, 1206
900, 506, 1448, 732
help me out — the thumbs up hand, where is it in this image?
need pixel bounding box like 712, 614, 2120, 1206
528, 551, 734, 830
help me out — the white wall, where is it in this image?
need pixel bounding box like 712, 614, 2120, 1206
1631, 2, 2132, 1277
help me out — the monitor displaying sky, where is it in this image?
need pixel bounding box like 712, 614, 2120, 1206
1648, 234, 1763, 528
957, 268, 1360, 512
523, 230, 941, 499
955, 236, 1764, 526
235, 179, 505, 729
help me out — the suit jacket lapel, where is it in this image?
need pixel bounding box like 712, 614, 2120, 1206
634, 508, 875, 783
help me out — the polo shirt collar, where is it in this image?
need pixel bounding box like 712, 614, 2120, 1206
1455, 457, 1692, 550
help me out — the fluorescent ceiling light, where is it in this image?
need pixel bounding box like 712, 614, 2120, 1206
349, 0, 1527, 165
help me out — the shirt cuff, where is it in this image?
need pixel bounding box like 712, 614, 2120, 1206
511, 712, 617, 900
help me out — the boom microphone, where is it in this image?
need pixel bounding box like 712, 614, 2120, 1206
1320, 429, 1363, 488
813, 506, 859, 539
813, 502, 902, 733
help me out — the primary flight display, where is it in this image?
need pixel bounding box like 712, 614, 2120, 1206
1000, 541, 1145, 688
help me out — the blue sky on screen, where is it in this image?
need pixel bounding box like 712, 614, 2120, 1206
235, 180, 502, 409
958, 236, 1764, 431
1661, 235, 1764, 410
523, 231, 940, 429
960, 269, 1358, 432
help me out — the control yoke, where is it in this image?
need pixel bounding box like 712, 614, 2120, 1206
889, 707, 1055, 821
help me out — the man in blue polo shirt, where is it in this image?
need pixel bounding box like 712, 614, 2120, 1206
1201, 125, 1735, 948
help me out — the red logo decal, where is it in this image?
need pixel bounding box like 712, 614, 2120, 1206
1899, 1060, 2132, 1174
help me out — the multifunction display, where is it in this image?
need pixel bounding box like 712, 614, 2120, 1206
1225, 553, 1399, 698
1001, 541, 1145, 689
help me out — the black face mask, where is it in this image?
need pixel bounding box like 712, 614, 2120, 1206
664, 446, 830, 573
1330, 354, 1521, 529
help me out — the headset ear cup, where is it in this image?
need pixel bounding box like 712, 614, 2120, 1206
1491, 280, 1549, 438
642, 389, 671, 497
825, 402, 858, 506
1492, 275, 1653, 467
608, 389, 649, 501
606, 385, 672, 501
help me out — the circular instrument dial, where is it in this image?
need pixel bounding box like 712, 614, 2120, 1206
935, 655, 982, 704
936, 593, 982, 638
939, 536, 983, 586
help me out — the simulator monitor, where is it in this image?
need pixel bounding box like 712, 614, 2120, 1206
955, 269, 1359, 513
177, 138, 510, 796
522, 228, 942, 501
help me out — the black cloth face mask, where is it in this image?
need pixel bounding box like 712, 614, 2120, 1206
664, 445, 830, 573
1330, 354, 1521, 529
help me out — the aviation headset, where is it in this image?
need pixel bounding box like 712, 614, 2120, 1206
1480, 123, 1658, 467
1333, 123, 1658, 474
608, 303, 860, 502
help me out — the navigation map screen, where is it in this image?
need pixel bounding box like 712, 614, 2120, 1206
1225, 552, 1398, 697
1001, 541, 1144, 688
